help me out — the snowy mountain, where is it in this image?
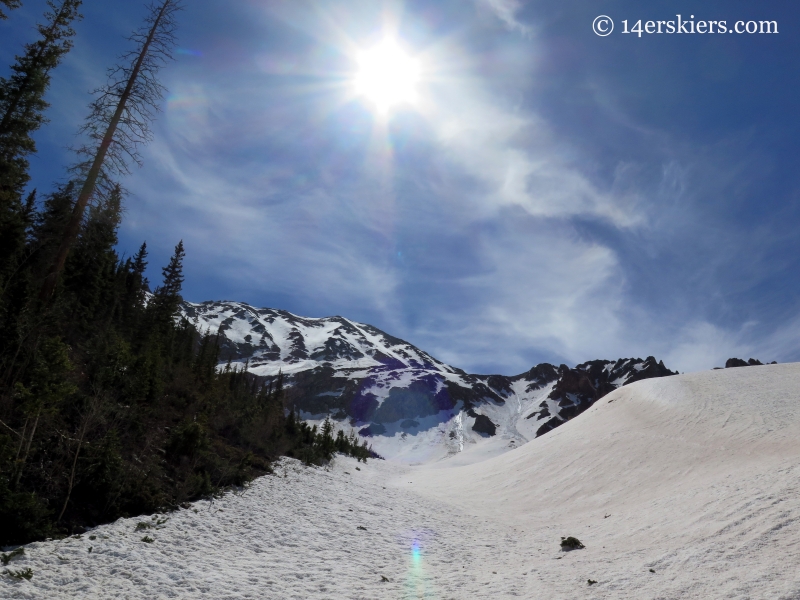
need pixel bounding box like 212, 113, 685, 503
180, 300, 676, 461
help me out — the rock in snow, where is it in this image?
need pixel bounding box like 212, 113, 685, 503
179, 300, 677, 461
5, 362, 800, 598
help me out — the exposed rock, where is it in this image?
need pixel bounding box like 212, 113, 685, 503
534, 357, 677, 438
560, 536, 584, 550
358, 423, 386, 437
725, 358, 769, 368
472, 414, 497, 437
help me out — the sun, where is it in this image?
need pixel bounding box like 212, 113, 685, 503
354, 39, 420, 114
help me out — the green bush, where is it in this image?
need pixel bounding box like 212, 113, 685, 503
4, 567, 33, 580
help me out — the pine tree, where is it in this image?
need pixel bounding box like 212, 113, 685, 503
149, 240, 184, 328
0, 0, 81, 299
274, 370, 285, 407
131, 242, 149, 290
0, 0, 22, 21
0, 0, 82, 208
117, 241, 148, 334
63, 184, 123, 327
318, 416, 335, 459
41, 0, 183, 299
26, 182, 76, 276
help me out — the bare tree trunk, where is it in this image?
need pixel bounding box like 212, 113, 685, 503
57, 425, 86, 523
40, 0, 173, 301
13, 407, 40, 488
57, 393, 101, 522
13, 416, 28, 461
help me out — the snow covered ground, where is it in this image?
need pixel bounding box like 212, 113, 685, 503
1, 457, 534, 599
4, 363, 800, 598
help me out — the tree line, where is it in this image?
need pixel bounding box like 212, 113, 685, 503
0, 0, 374, 547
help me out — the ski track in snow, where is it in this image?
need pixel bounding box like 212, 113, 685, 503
5, 364, 800, 599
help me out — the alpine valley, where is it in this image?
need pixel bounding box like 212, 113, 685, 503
180, 300, 676, 463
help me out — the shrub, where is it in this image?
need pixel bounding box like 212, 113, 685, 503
1, 548, 24, 565
5, 567, 33, 580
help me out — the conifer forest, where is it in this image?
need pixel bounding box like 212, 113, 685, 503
0, 0, 374, 547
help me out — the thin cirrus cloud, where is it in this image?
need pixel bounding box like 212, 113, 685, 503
119, 0, 651, 377
126, 1, 763, 374
22, 0, 800, 375
474, 0, 532, 35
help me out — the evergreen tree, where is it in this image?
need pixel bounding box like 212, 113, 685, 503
150, 239, 184, 326
27, 182, 76, 276
0, 0, 82, 207
318, 416, 335, 459
0, 0, 81, 299
63, 184, 123, 328
0, 0, 22, 21
131, 242, 149, 290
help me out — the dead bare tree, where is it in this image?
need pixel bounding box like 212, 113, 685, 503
40, 0, 183, 300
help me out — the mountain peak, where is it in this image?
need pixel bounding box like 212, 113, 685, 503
180, 299, 676, 463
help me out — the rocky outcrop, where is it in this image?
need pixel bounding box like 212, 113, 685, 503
534, 357, 677, 438
725, 358, 776, 368
472, 414, 497, 437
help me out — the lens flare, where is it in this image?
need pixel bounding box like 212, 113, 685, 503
403, 532, 435, 597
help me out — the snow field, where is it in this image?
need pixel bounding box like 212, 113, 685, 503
4, 363, 800, 599
2, 457, 547, 599
410, 362, 800, 598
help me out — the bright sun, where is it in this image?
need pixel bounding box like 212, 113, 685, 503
354, 39, 420, 114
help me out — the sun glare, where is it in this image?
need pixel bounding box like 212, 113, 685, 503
354, 39, 420, 114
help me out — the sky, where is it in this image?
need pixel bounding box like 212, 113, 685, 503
3, 0, 800, 375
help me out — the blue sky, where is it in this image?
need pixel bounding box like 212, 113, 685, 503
4, 0, 800, 375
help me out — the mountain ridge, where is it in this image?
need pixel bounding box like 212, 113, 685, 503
180, 299, 677, 461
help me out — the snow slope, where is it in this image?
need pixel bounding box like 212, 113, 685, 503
5, 363, 800, 598
410, 362, 800, 597
1, 456, 537, 599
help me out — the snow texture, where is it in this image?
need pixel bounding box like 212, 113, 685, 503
6, 362, 798, 598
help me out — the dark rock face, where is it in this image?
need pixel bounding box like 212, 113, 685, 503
373, 378, 455, 423
527, 402, 550, 420
513, 363, 560, 393
534, 356, 677, 438
725, 358, 772, 368
358, 423, 386, 437
725, 358, 749, 368
472, 414, 497, 436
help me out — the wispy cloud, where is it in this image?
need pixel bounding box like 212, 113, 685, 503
421, 74, 645, 228
117, 0, 664, 375
475, 0, 531, 35
104, 0, 800, 376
